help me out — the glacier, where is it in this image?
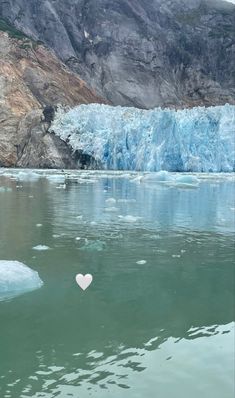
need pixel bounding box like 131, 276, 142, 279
50, 104, 235, 172
0, 261, 43, 301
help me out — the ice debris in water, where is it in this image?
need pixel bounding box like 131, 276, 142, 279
46, 175, 66, 184
17, 171, 41, 182
0, 260, 43, 301
105, 207, 119, 212
142, 171, 173, 183
50, 103, 235, 172
118, 215, 141, 223
117, 199, 136, 203
141, 171, 199, 187
105, 198, 117, 204
79, 240, 106, 252
33, 245, 50, 251
136, 260, 147, 265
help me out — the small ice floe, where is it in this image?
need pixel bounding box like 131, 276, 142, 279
76, 215, 83, 220
17, 171, 41, 182
172, 254, 181, 258
169, 175, 200, 188
141, 171, 200, 188
47, 175, 66, 184
28, 195, 34, 198
36, 224, 43, 228
131, 175, 143, 183
105, 207, 119, 212
105, 198, 117, 204
118, 215, 141, 223
75, 237, 81, 241
56, 184, 66, 189
90, 221, 97, 226
0, 260, 43, 301
117, 199, 136, 203
32, 245, 50, 251
230, 207, 235, 211
136, 260, 147, 265
143, 171, 173, 183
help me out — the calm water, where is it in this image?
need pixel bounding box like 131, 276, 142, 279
0, 170, 234, 398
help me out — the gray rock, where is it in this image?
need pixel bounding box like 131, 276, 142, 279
1, 0, 234, 108
0, 30, 104, 168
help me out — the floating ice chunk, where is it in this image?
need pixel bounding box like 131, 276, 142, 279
131, 176, 143, 183
0, 260, 43, 301
47, 175, 66, 184
105, 207, 119, 212
36, 224, 43, 227
75, 237, 81, 241
169, 175, 200, 188
141, 172, 199, 188
33, 245, 50, 251
105, 198, 117, 204
118, 215, 141, 223
143, 171, 173, 183
56, 184, 66, 189
117, 199, 137, 203
136, 260, 147, 265
17, 171, 41, 182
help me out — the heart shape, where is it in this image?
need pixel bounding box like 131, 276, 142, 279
76, 274, 93, 291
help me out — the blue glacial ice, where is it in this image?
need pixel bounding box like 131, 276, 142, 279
0, 261, 43, 301
50, 104, 235, 172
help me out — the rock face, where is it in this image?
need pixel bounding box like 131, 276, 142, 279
0, 28, 104, 167
0, 0, 234, 108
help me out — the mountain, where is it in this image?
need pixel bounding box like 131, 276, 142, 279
0, 0, 234, 109
0, 21, 104, 168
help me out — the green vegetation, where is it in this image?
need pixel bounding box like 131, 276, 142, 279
209, 24, 234, 39
176, 4, 207, 26
0, 18, 28, 40
0, 18, 43, 50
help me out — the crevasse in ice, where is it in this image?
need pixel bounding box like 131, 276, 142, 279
50, 104, 235, 172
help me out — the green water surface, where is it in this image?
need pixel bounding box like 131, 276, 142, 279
0, 170, 234, 398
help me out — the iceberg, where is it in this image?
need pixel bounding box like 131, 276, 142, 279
33, 245, 50, 251
0, 261, 43, 301
50, 104, 235, 172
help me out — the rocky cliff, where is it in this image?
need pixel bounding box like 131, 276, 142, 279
0, 0, 234, 108
0, 23, 104, 168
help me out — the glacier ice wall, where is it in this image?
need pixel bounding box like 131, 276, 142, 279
50, 104, 235, 172
0, 261, 43, 301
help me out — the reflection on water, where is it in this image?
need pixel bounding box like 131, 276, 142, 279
0, 170, 234, 398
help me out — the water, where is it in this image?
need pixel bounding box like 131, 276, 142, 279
0, 170, 234, 398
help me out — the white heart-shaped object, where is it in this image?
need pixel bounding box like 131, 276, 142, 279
75, 274, 93, 291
